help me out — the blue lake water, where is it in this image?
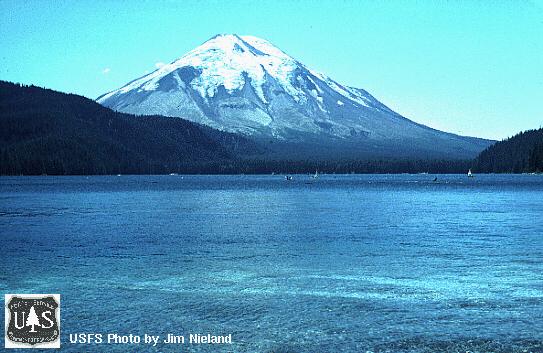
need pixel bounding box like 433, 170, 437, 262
1, 174, 542, 352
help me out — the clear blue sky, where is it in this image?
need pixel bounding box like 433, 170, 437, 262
1, 0, 542, 140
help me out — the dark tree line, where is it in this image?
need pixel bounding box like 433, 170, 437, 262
191, 159, 472, 174
529, 142, 543, 172
0, 81, 259, 175
2, 80, 534, 175
473, 128, 543, 173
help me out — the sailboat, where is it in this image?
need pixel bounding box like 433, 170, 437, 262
311, 170, 319, 179
467, 169, 474, 177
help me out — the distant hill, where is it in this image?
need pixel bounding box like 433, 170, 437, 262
473, 128, 543, 173
0, 81, 259, 175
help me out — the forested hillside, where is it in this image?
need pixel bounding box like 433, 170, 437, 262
474, 128, 543, 173
0, 81, 259, 175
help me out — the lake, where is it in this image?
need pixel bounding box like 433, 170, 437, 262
1, 174, 542, 352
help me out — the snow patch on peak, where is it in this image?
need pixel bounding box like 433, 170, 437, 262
308, 68, 370, 108
99, 34, 306, 105
97, 34, 380, 113
240, 36, 291, 59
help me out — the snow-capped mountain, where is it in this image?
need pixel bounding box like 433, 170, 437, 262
97, 34, 491, 158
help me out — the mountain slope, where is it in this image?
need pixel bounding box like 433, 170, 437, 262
0, 81, 258, 175
474, 128, 543, 173
97, 34, 492, 159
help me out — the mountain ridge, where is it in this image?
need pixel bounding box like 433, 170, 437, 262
97, 34, 493, 159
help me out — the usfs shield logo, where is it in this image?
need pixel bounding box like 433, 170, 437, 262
5, 294, 60, 348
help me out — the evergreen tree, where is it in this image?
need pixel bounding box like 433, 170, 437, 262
26, 306, 41, 332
